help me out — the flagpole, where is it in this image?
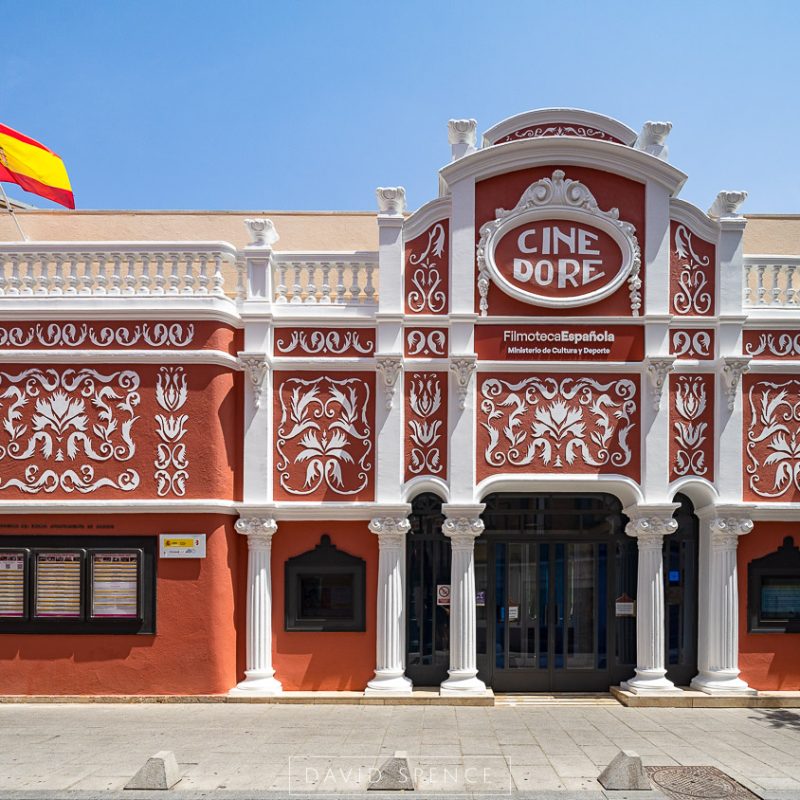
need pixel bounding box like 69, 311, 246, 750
0, 182, 29, 242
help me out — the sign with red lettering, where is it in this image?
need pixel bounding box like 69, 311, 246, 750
475, 324, 644, 362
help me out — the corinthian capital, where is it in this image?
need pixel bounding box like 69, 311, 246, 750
709, 516, 753, 548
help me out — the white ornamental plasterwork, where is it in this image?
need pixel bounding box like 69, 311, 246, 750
0, 368, 140, 494
745, 333, 800, 358
673, 376, 709, 477
406, 329, 446, 357
275, 330, 374, 356
154, 366, 189, 497
477, 169, 642, 316
746, 378, 800, 498
671, 330, 712, 358
625, 514, 679, 544
275, 376, 372, 496
0, 322, 194, 348
498, 126, 617, 143
480, 376, 637, 471
408, 374, 444, 476
407, 222, 447, 314
673, 225, 712, 315
376, 356, 403, 410
449, 356, 476, 410
722, 357, 750, 411
646, 357, 675, 412
237, 353, 269, 408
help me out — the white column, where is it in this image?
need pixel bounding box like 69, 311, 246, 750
440, 505, 486, 695
691, 514, 755, 694
622, 509, 682, 694
366, 515, 412, 693
229, 516, 282, 696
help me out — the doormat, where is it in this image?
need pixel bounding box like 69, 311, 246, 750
646, 766, 760, 799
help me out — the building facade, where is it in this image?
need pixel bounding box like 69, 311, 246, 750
0, 108, 798, 696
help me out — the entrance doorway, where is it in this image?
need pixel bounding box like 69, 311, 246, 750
476, 493, 637, 692
406, 493, 450, 686
664, 493, 699, 686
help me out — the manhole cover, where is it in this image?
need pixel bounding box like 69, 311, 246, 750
646, 766, 760, 800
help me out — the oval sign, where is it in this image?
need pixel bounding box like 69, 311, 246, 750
485, 211, 635, 309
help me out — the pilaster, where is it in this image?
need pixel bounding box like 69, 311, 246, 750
375, 189, 406, 504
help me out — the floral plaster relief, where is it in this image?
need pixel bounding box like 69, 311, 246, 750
477, 373, 640, 482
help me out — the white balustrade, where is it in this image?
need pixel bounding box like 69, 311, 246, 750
0, 243, 380, 306
272, 252, 379, 305
0, 242, 239, 299
743, 256, 800, 308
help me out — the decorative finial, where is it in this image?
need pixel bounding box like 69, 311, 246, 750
375, 187, 406, 216
635, 121, 672, 160
244, 218, 279, 248
708, 191, 748, 219
448, 119, 478, 160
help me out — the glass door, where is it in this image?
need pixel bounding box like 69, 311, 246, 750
479, 540, 609, 691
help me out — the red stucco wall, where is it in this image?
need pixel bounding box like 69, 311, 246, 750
270, 520, 377, 690
738, 521, 800, 690
0, 513, 241, 695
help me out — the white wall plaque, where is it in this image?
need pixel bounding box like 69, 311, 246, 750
159, 534, 206, 559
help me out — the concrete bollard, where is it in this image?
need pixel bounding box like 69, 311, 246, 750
598, 749, 651, 791
124, 750, 182, 790
368, 750, 414, 791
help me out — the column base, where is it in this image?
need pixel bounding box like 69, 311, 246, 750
690, 670, 756, 695
365, 670, 413, 694
440, 669, 487, 695
229, 669, 283, 696
622, 669, 683, 695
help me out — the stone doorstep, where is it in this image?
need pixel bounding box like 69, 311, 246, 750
0, 689, 495, 706
611, 686, 800, 708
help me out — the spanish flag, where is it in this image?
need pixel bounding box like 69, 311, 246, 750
0, 123, 74, 209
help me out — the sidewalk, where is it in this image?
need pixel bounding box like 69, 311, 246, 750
0, 701, 798, 797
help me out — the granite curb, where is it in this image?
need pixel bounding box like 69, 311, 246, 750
0, 791, 672, 800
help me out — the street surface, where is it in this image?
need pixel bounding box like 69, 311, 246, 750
0, 701, 798, 797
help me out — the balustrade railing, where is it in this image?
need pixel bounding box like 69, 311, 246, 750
0, 242, 382, 306
743, 255, 800, 308
0, 242, 240, 299
272, 252, 379, 305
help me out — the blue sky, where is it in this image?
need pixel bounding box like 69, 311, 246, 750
3, 1, 799, 213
